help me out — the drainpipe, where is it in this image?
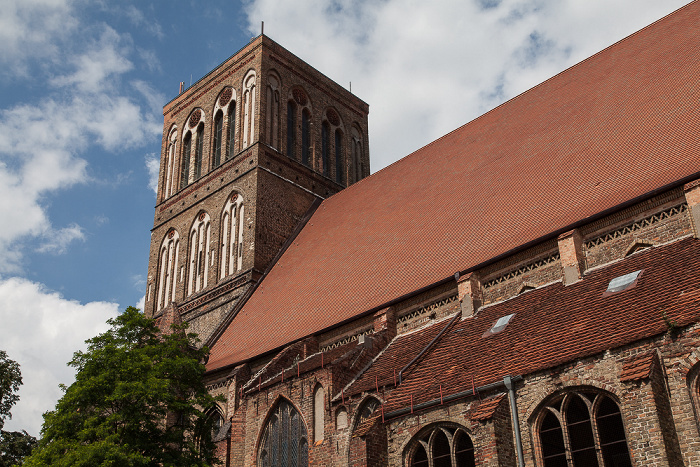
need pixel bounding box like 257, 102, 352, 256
504, 375, 525, 467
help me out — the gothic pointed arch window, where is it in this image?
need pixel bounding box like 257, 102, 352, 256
258, 399, 308, 467
286, 100, 296, 159
212, 110, 223, 169
266, 73, 281, 149
321, 121, 330, 177
405, 424, 475, 467
301, 108, 311, 167
242, 70, 256, 148
180, 131, 192, 189
156, 229, 180, 311
335, 128, 344, 184
220, 192, 245, 279
354, 397, 380, 430
351, 125, 364, 183
164, 127, 177, 198
535, 389, 632, 467
194, 122, 204, 180
313, 384, 325, 442
187, 212, 211, 296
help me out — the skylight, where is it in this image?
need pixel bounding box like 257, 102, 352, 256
603, 269, 643, 296
482, 313, 515, 337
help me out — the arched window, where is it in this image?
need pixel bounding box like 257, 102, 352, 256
355, 397, 380, 428
227, 103, 236, 160
335, 129, 344, 184
194, 123, 204, 180
351, 126, 363, 183
242, 70, 256, 148
321, 121, 330, 177
156, 229, 180, 311
258, 399, 308, 467
286, 100, 296, 159
187, 212, 211, 296
314, 385, 324, 442
336, 407, 348, 430
406, 424, 475, 467
220, 193, 245, 279
180, 131, 192, 189
536, 389, 632, 467
266, 73, 280, 149
212, 111, 223, 169
301, 109, 311, 167
164, 128, 177, 199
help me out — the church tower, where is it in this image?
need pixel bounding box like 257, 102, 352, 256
144, 35, 370, 342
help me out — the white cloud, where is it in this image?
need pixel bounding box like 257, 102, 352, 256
244, 0, 689, 172
36, 224, 85, 254
0, 277, 119, 436
145, 153, 160, 194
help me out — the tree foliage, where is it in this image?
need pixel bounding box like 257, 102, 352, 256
0, 351, 22, 432
23, 307, 222, 467
0, 430, 37, 467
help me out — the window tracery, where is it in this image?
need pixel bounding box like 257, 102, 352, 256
321, 121, 330, 177
267, 73, 280, 149
242, 70, 256, 148
220, 193, 245, 279
405, 424, 475, 467
164, 128, 177, 198
187, 212, 211, 296
351, 126, 364, 183
286, 100, 296, 159
302, 108, 311, 167
156, 229, 180, 311
258, 399, 308, 467
212, 111, 223, 169
535, 389, 632, 467
194, 123, 204, 180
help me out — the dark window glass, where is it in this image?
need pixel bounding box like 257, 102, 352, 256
258, 400, 308, 467
597, 396, 632, 467
180, 132, 191, 189
227, 104, 235, 160
454, 431, 475, 467
213, 112, 222, 169
301, 110, 310, 166
194, 124, 204, 179
411, 444, 429, 467
540, 410, 567, 467
432, 430, 451, 467
566, 395, 596, 466
287, 101, 296, 159
321, 121, 330, 176
335, 129, 344, 184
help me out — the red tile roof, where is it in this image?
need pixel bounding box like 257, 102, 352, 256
619, 351, 657, 382
381, 238, 700, 414
207, 2, 700, 371
469, 394, 507, 422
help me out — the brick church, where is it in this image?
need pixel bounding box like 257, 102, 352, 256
145, 2, 700, 465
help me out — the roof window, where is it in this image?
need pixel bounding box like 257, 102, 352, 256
603, 269, 643, 296
482, 313, 515, 337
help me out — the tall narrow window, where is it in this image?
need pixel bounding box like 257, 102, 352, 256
180, 132, 192, 189
314, 385, 324, 442
537, 390, 632, 467
351, 126, 363, 183
227, 104, 236, 160
164, 129, 177, 198
407, 425, 475, 467
335, 129, 344, 184
266, 74, 280, 149
212, 111, 223, 169
220, 193, 244, 279
301, 109, 310, 167
194, 123, 204, 180
258, 399, 308, 467
187, 212, 211, 296
286, 101, 296, 159
242, 71, 256, 148
156, 230, 180, 311
321, 121, 330, 177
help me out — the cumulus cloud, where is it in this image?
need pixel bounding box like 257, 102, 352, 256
36, 224, 85, 254
0, 278, 119, 436
145, 153, 160, 194
244, 0, 688, 171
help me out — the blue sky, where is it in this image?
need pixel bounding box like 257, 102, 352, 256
0, 0, 689, 437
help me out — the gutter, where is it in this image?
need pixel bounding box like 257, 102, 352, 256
383, 375, 522, 421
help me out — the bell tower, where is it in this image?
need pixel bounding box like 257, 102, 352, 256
144, 35, 370, 342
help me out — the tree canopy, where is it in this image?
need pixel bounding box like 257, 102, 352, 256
0, 351, 21, 432
23, 307, 222, 467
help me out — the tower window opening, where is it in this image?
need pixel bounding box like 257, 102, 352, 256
227, 103, 236, 160
335, 129, 344, 184
213, 111, 223, 169
321, 121, 330, 177
180, 131, 192, 189
287, 101, 296, 159
194, 123, 204, 180
302, 109, 311, 167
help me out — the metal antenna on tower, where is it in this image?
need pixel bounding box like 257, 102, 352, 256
261, 21, 264, 36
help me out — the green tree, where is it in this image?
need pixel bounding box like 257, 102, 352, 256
23, 307, 222, 467
0, 430, 37, 467
0, 351, 21, 432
